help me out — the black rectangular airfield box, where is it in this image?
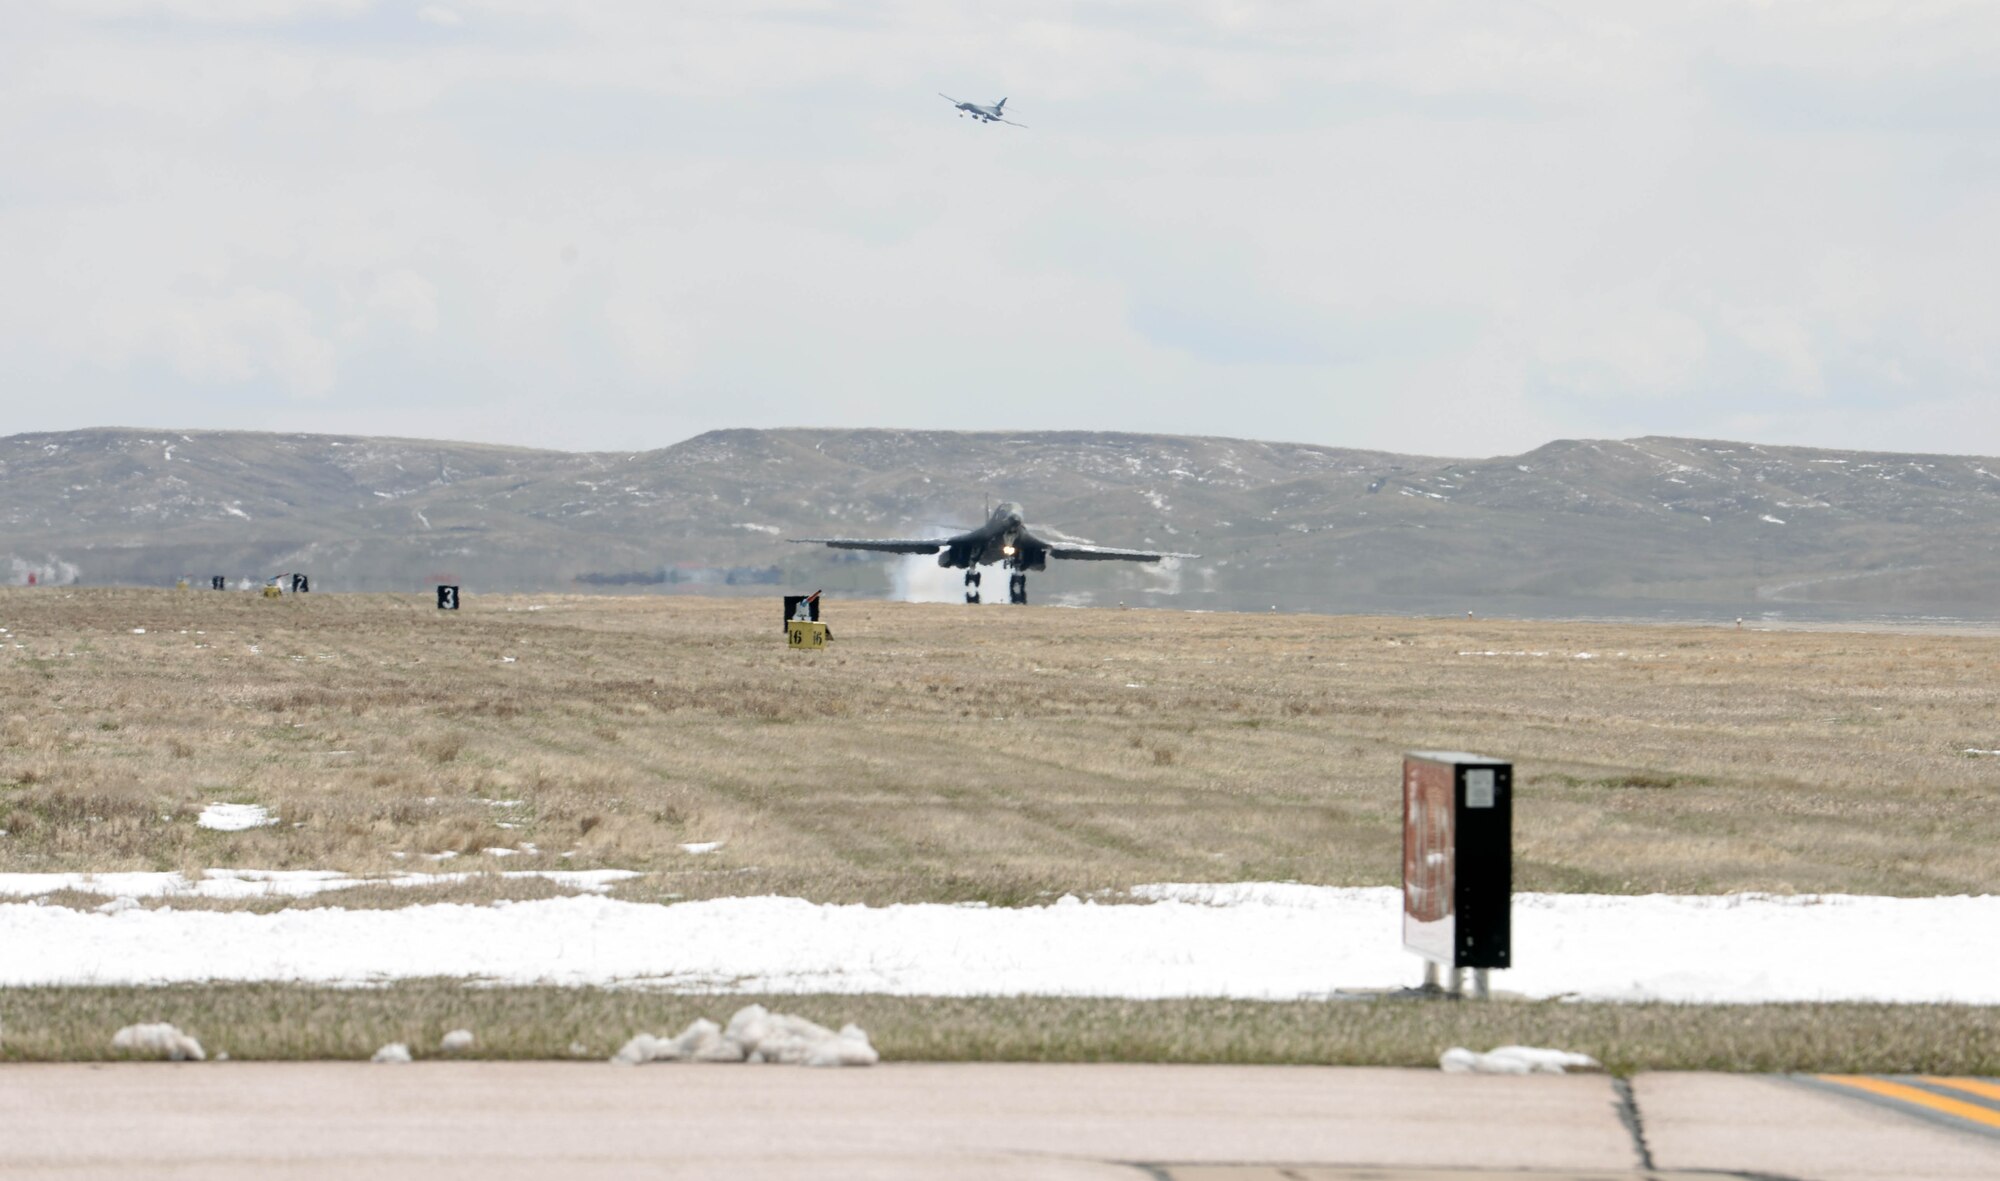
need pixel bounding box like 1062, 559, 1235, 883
1402, 751, 1512, 971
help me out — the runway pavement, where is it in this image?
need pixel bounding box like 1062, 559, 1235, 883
3, 1063, 1997, 1180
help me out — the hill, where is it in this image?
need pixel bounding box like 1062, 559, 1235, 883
4, 427, 1997, 620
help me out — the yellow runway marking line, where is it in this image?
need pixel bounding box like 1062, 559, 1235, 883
1817, 1075, 2000, 1130
1921, 1076, 2000, 1105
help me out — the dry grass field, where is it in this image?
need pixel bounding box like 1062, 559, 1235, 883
4, 983, 1997, 1073
2, 587, 1995, 902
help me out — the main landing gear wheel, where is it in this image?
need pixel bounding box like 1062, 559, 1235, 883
1008, 573, 1027, 605
965, 568, 981, 605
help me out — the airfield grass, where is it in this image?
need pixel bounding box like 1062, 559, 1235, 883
1, 587, 1995, 899
2, 984, 1995, 1075
4, 589, 1997, 1071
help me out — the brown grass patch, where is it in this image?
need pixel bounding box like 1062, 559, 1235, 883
0, 983, 1994, 1073
0, 588, 1996, 900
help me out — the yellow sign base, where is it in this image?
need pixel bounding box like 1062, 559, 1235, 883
786, 621, 829, 650
262, 585, 283, 599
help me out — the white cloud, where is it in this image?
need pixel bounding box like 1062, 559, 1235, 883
1535, 307, 1712, 400
1720, 306, 1823, 399
62, 0, 378, 24
354, 269, 440, 338
1, 2, 1997, 456
89, 286, 337, 397
600, 289, 694, 383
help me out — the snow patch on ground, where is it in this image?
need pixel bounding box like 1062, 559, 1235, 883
1440, 1045, 1600, 1075
613, 1004, 877, 1067
111, 1022, 204, 1061
197, 803, 277, 831
1, 883, 1995, 1003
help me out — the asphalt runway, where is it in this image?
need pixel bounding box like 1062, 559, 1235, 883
3, 1063, 1997, 1180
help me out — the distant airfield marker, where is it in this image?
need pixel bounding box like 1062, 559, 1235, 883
291, 573, 310, 594
787, 620, 829, 649
784, 590, 830, 649
437, 585, 460, 611
212, 576, 226, 591
784, 590, 822, 627
1403, 751, 1513, 1000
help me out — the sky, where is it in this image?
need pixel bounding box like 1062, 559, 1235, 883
3, 0, 1999, 459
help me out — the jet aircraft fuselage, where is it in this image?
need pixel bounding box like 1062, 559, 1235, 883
939, 501, 1038, 569
790, 502, 1193, 604
939, 94, 1025, 126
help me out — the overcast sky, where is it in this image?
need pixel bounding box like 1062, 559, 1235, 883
4, 1, 1998, 458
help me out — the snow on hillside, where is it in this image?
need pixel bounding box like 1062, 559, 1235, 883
5, 427, 1998, 615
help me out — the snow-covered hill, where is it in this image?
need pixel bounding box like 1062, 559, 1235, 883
4, 427, 1996, 620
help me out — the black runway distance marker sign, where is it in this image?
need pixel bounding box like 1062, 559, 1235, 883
437, 585, 460, 610
1402, 751, 1512, 971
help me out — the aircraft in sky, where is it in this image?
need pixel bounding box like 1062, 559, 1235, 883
939, 94, 1026, 127
791, 502, 1193, 604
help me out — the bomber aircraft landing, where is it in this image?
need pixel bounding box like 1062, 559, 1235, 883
940, 94, 1026, 127
792, 502, 1193, 604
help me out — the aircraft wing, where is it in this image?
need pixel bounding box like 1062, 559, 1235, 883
1044, 543, 1197, 563
998, 118, 1029, 128
790, 537, 945, 555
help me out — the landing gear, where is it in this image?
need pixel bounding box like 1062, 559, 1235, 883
964, 568, 1028, 605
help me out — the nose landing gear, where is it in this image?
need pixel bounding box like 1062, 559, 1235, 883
964, 569, 981, 604
1008, 573, 1027, 605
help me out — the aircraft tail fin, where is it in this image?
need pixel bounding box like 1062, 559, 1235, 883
996, 97, 1007, 110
